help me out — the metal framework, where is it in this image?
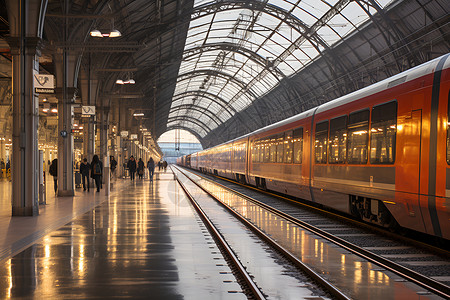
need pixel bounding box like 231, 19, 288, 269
0, 0, 449, 148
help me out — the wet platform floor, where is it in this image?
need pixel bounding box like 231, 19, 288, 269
0, 172, 244, 299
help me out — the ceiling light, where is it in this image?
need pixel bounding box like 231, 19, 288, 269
90, 29, 121, 38
90, 29, 103, 37
43, 108, 49, 112
116, 79, 124, 84
109, 29, 121, 38
51, 108, 58, 113
43, 98, 47, 102
133, 113, 144, 117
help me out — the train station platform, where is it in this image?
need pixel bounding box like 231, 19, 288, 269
0, 170, 244, 299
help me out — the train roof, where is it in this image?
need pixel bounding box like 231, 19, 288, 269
200, 54, 449, 151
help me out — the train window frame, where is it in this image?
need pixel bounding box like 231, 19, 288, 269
315, 120, 329, 164
370, 101, 397, 164
293, 127, 303, 164
347, 109, 369, 164
328, 115, 347, 164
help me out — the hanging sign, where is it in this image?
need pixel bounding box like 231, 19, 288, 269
81, 106, 96, 117
34, 74, 54, 94
130, 134, 138, 140
120, 131, 128, 138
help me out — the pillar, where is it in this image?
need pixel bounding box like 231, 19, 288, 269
6, 0, 47, 216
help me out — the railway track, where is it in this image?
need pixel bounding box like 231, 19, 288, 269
174, 165, 450, 299
172, 166, 344, 300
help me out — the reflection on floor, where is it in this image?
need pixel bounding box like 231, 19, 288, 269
0, 171, 244, 299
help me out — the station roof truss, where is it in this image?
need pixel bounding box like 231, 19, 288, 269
1, 0, 449, 148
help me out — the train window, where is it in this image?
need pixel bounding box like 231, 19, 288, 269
315, 121, 328, 164
251, 142, 256, 163
347, 110, 369, 164
284, 131, 293, 163
370, 101, 397, 164
277, 133, 284, 163
269, 135, 277, 162
260, 139, 265, 162
329, 116, 347, 164
293, 128, 303, 164
264, 138, 270, 162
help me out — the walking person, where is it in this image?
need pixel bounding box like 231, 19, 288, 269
147, 157, 155, 181
91, 155, 103, 192
163, 160, 168, 172
110, 156, 117, 181
127, 156, 137, 181
158, 161, 161, 171
49, 159, 58, 193
79, 158, 90, 191
137, 158, 144, 179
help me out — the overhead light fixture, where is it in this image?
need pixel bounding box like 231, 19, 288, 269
109, 29, 122, 38
90, 29, 121, 38
116, 79, 124, 84
90, 29, 103, 37
51, 108, 58, 113
133, 113, 144, 117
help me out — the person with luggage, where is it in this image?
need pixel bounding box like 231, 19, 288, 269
80, 158, 90, 191
90, 155, 103, 192
137, 158, 144, 179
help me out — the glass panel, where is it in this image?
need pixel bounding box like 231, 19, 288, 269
328, 116, 347, 164
293, 128, 303, 164
269, 135, 277, 163
284, 130, 293, 163
348, 110, 369, 164
370, 101, 397, 164
264, 138, 270, 162
315, 121, 328, 164
277, 133, 284, 163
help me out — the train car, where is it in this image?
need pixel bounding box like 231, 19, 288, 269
179, 54, 450, 240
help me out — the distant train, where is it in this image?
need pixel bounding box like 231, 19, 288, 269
178, 54, 450, 241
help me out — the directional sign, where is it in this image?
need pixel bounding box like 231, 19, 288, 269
82, 106, 95, 117
34, 73, 54, 94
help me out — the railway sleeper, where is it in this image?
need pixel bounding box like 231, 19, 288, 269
350, 195, 395, 229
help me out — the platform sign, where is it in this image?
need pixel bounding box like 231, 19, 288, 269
120, 131, 128, 138
130, 134, 138, 140
82, 106, 95, 117
34, 74, 54, 94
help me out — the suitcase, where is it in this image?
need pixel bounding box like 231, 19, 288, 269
75, 172, 82, 187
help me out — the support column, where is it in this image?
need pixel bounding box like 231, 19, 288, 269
54, 55, 78, 197
6, 0, 47, 216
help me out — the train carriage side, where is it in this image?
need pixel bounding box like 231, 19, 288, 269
247, 111, 314, 201
310, 54, 450, 239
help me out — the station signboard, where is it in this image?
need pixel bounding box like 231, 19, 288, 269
81, 106, 96, 117
34, 73, 54, 94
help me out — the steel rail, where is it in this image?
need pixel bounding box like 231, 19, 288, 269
171, 166, 266, 300
177, 166, 450, 299
173, 166, 350, 300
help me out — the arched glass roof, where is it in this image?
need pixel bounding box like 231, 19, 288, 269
169, 0, 393, 137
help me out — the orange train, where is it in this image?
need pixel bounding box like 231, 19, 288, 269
178, 54, 450, 240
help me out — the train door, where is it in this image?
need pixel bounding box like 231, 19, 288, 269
395, 109, 425, 233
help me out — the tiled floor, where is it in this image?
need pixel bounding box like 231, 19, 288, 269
0, 171, 244, 299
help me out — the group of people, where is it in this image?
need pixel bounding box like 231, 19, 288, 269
49, 155, 118, 193
126, 156, 159, 181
